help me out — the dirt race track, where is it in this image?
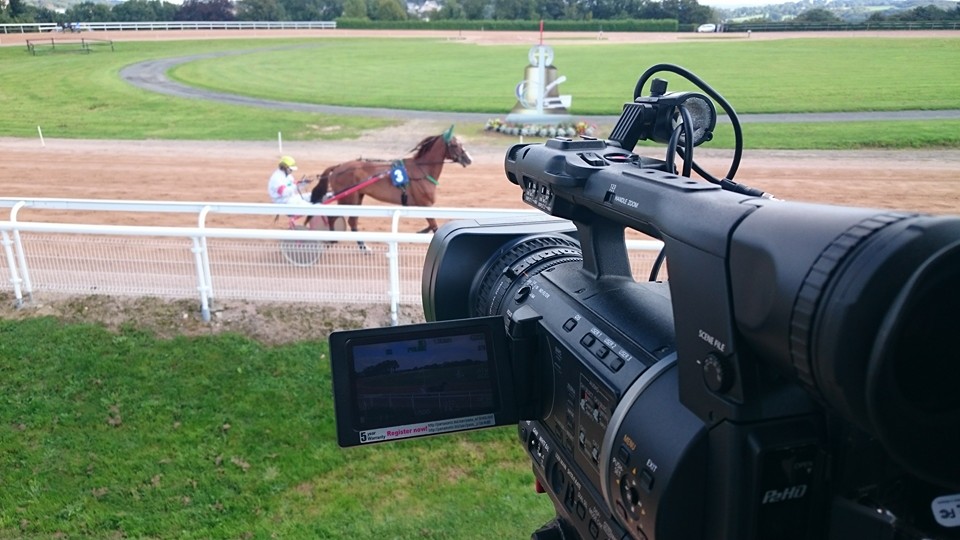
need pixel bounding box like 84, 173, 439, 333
1, 29, 959, 342
2, 133, 959, 223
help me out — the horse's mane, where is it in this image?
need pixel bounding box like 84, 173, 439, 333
409, 134, 443, 159
351, 136, 438, 165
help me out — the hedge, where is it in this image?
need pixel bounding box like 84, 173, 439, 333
333, 18, 679, 32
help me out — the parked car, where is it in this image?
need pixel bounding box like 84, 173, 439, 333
697, 23, 717, 33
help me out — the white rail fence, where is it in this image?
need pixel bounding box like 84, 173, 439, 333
1, 21, 337, 34
0, 198, 663, 325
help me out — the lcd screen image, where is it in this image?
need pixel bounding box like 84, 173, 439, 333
349, 332, 497, 431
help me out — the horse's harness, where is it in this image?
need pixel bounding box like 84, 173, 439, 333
327, 154, 454, 207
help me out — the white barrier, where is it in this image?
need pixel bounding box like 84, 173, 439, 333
0, 198, 664, 325
1, 21, 336, 34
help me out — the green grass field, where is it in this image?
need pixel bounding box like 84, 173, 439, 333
170, 37, 960, 114
0, 39, 393, 141
0, 317, 555, 538
1, 36, 959, 147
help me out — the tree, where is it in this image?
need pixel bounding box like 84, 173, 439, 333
373, 0, 406, 19
32, 6, 62, 23
460, 0, 489, 19
6, 0, 28, 19
236, 0, 287, 20
112, 0, 178, 22
794, 8, 840, 23
153, 1, 179, 20
65, 2, 113, 22
900, 5, 946, 21
678, 0, 711, 25
341, 0, 367, 18
174, 0, 236, 20
493, 0, 536, 19
433, 0, 463, 19
2, 0, 49, 23
535, 0, 567, 20
280, 0, 341, 21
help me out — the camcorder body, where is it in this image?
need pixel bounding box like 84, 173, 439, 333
329, 67, 960, 539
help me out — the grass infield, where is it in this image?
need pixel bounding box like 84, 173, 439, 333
0, 318, 555, 538
170, 37, 960, 115
0, 36, 959, 148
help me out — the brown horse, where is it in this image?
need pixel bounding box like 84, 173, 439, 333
309, 125, 472, 235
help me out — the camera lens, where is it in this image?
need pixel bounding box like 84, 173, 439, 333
809, 219, 960, 489
864, 238, 960, 489
471, 234, 581, 317
731, 207, 960, 490
884, 259, 960, 414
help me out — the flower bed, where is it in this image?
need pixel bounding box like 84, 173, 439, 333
485, 118, 599, 138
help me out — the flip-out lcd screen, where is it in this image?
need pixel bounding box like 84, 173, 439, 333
330, 317, 515, 447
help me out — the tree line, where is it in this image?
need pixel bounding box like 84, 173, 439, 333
737, 4, 960, 24
3, 0, 954, 29
0, 0, 714, 26
864, 4, 959, 23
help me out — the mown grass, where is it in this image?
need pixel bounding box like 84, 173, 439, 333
0, 39, 393, 141
1, 36, 959, 148
698, 118, 960, 149
0, 318, 554, 539
171, 37, 960, 115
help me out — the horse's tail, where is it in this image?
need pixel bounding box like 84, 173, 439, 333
310, 166, 334, 204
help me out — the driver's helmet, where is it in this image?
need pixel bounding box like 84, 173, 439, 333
279, 156, 298, 171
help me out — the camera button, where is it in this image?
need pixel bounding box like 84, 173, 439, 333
609, 357, 625, 372
514, 285, 531, 303
639, 468, 655, 492
702, 353, 732, 393
576, 501, 587, 519
616, 501, 628, 522
563, 318, 578, 331
618, 445, 631, 465
594, 346, 610, 359
580, 152, 606, 166
580, 334, 596, 347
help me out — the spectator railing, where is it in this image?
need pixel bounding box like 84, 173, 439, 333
1, 21, 336, 35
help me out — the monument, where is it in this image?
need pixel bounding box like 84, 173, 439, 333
487, 22, 593, 138
505, 43, 572, 125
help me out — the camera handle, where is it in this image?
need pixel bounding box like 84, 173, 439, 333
574, 218, 632, 280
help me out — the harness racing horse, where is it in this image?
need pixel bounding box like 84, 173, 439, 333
309, 126, 472, 239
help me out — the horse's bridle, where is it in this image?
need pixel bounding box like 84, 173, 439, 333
405, 139, 469, 181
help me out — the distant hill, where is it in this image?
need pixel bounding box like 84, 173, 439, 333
715, 0, 959, 22
25, 0, 167, 12
26, 0, 125, 14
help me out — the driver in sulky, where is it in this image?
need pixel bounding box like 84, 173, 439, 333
267, 156, 313, 227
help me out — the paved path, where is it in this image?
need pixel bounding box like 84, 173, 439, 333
120, 52, 960, 124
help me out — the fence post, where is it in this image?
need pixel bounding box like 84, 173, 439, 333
197, 206, 215, 308
1, 230, 25, 307
387, 209, 405, 325
190, 237, 211, 322
391, 209, 402, 234
386, 240, 401, 326
9, 201, 34, 303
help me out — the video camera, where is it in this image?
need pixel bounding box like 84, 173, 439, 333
329, 65, 960, 539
